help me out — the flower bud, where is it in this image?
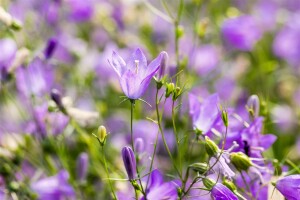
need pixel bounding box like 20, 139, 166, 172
176, 25, 184, 39
223, 179, 236, 192
221, 109, 228, 128
98, 125, 107, 145
205, 136, 219, 157
44, 38, 57, 60
76, 152, 89, 183
166, 83, 175, 98
121, 146, 136, 180
189, 162, 208, 174
50, 89, 66, 114
155, 51, 169, 82
230, 152, 252, 171
172, 86, 181, 101
203, 178, 215, 190
247, 95, 260, 119
134, 138, 144, 155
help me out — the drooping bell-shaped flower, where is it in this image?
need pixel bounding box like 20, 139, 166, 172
121, 146, 136, 180
109, 48, 163, 99
203, 179, 238, 200
275, 175, 300, 200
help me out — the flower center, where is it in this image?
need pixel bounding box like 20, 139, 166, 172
135, 60, 139, 74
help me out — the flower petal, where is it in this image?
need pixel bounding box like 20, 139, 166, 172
110, 51, 126, 77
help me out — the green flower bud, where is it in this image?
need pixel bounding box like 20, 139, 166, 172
203, 178, 215, 190
189, 162, 208, 174
172, 86, 181, 101
230, 152, 252, 171
223, 179, 236, 192
176, 25, 184, 39
98, 125, 107, 145
221, 110, 228, 128
166, 83, 175, 98
205, 136, 219, 157
131, 180, 140, 191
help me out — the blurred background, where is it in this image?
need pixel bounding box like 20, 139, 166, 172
0, 0, 300, 199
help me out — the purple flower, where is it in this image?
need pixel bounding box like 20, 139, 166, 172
0, 38, 17, 70
122, 146, 136, 180
211, 183, 238, 200
247, 94, 260, 119
221, 15, 262, 51
189, 93, 221, 135
66, 0, 93, 22
44, 38, 58, 60
109, 48, 162, 99
76, 153, 89, 182
143, 169, 179, 200
275, 175, 300, 200
191, 45, 219, 76
273, 21, 300, 67
155, 51, 168, 81
16, 58, 54, 98
31, 170, 75, 200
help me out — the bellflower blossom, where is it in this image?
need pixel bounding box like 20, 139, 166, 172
275, 174, 300, 200
31, 170, 75, 200
122, 146, 136, 180
211, 183, 239, 200
189, 93, 221, 135
142, 169, 180, 200
109, 48, 163, 99
221, 15, 262, 51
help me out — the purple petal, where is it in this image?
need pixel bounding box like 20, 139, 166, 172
110, 51, 126, 77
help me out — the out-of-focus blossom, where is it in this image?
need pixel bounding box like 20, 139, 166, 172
273, 21, 300, 67
66, 0, 93, 22
142, 169, 179, 200
0, 38, 17, 70
76, 152, 89, 182
189, 93, 221, 135
134, 138, 144, 155
191, 45, 219, 76
31, 170, 75, 200
16, 58, 54, 98
155, 51, 168, 82
221, 15, 262, 51
44, 38, 58, 60
246, 94, 260, 119
109, 48, 162, 99
271, 104, 297, 132
122, 146, 136, 180
275, 175, 300, 200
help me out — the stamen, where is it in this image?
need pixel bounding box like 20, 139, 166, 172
135, 60, 139, 74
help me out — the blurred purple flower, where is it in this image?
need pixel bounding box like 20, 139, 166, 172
31, 170, 75, 200
211, 183, 238, 200
273, 22, 300, 67
122, 146, 136, 180
275, 175, 300, 200
66, 0, 93, 22
221, 16, 262, 51
16, 58, 54, 98
0, 38, 17, 70
155, 51, 168, 81
142, 169, 179, 200
109, 48, 162, 99
44, 38, 58, 60
76, 152, 89, 182
191, 45, 219, 76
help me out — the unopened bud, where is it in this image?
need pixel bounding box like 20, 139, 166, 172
203, 178, 215, 190
156, 51, 169, 82
230, 152, 252, 171
223, 179, 236, 192
98, 125, 107, 145
76, 152, 89, 183
247, 95, 260, 119
172, 86, 181, 100
189, 162, 208, 174
176, 25, 184, 39
122, 146, 136, 180
221, 109, 228, 127
166, 83, 175, 98
205, 136, 219, 157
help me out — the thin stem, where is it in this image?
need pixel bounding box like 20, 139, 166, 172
102, 146, 117, 200
171, 100, 182, 174
156, 95, 182, 179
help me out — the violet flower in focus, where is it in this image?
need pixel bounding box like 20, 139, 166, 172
109, 48, 163, 99
122, 146, 136, 180
31, 170, 75, 200
221, 15, 262, 51
211, 183, 239, 200
275, 174, 300, 200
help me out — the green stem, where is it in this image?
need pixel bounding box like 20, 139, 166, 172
102, 146, 117, 200
171, 100, 182, 174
